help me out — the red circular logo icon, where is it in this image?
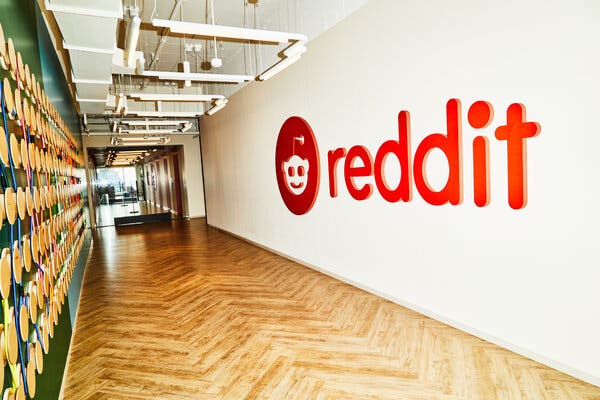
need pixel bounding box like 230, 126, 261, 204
275, 116, 320, 215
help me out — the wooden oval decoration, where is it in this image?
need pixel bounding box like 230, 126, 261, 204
23, 64, 30, 91
35, 275, 42, 302
31, 233, 38, 264
2, 78, 14, 116
22, 97, 30, 127
16, 187, 25, 220
38, 148, 45, 172
33, 186, 40, 213
14, 385, 24, 400
35, 148, 41, 172
36, 82, 41, 106
45, 152, 52, 173
34, 341, 43, 373
0, 22, 7, 70
30, 105, 37, 133
0, 249, 11, 300
30, 74, 37, 100
41, 323, 48, 354
6, 320, 18, 365
9, 133, 20, 168
28, 143, 35, 171
13, 88, 21, 121
22, 235, 31, 272
19, 138, 27, 170
16, 52, 25, 84
39, 186, 46, 210
26, 360, 35, 397
0, 326, 5, 367
18, 303, 28, 341
38, 224, 45, 253
7, 38, 15, 77
44, 223, 50, 250
25, 187, 33, 217
12, 242, 22, 284
4, 187, 17, 225
0, 127, 9, 167
28, 288, 37, 322
0, 194, 4, 231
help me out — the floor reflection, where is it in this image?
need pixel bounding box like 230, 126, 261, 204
95, 200, 173, 227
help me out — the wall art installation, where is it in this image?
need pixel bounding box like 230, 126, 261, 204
0, 21, 85, 399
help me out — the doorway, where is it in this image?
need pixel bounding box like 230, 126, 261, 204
87, 146, 185, 227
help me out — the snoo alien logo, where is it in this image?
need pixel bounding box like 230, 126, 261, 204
275, 116, 320, 215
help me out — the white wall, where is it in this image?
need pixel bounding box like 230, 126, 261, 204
200, 0, 600, 385
83, 134, 206, 220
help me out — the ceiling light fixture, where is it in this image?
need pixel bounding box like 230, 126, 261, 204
141, 70, 254, 83
121, 129, 178, 135
129, 111, 204, 117
121, 120, 187, 126
152, 19, 307, 44
258, 54, 302, 81
119, 136, 169, 141
206, 99, 228, 116
128, 93, 225, 102
283, 42, 307, 58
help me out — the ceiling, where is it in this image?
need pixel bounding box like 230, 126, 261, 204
88, 145, 174, 167
39, 0, 369, 130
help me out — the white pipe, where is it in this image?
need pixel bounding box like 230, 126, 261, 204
126, 16, 141, 68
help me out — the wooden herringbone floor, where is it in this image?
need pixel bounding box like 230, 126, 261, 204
62, 219, 600, 400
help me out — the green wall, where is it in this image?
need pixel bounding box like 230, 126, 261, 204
0, 0, 87, 398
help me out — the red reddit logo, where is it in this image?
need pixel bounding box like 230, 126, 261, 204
275, 116, 320, 215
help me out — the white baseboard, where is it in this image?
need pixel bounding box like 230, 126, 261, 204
208, 223, 600, 388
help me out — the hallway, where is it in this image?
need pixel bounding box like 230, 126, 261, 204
62, 219, 598, 400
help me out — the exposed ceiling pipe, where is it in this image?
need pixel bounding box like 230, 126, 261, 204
126, 16, 142, 68
141, 0, 184, 89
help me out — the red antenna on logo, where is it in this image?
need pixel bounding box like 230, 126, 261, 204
292, 135, 304, 154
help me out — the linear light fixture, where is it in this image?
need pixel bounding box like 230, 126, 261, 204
121, 120, 187, 126
206, 99, 228, 116
283, 41, 307, 58
141, 70, 254, 83
119, 136, 169, 141
129, 111, 203, 117
121, 129, 178, 134
152, 19, 307, 44
126, 16, 141, 68
258, 54, 302, 81
115, 140, 170, 146
44, 0, 123, 19
128, 93, 225, 102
